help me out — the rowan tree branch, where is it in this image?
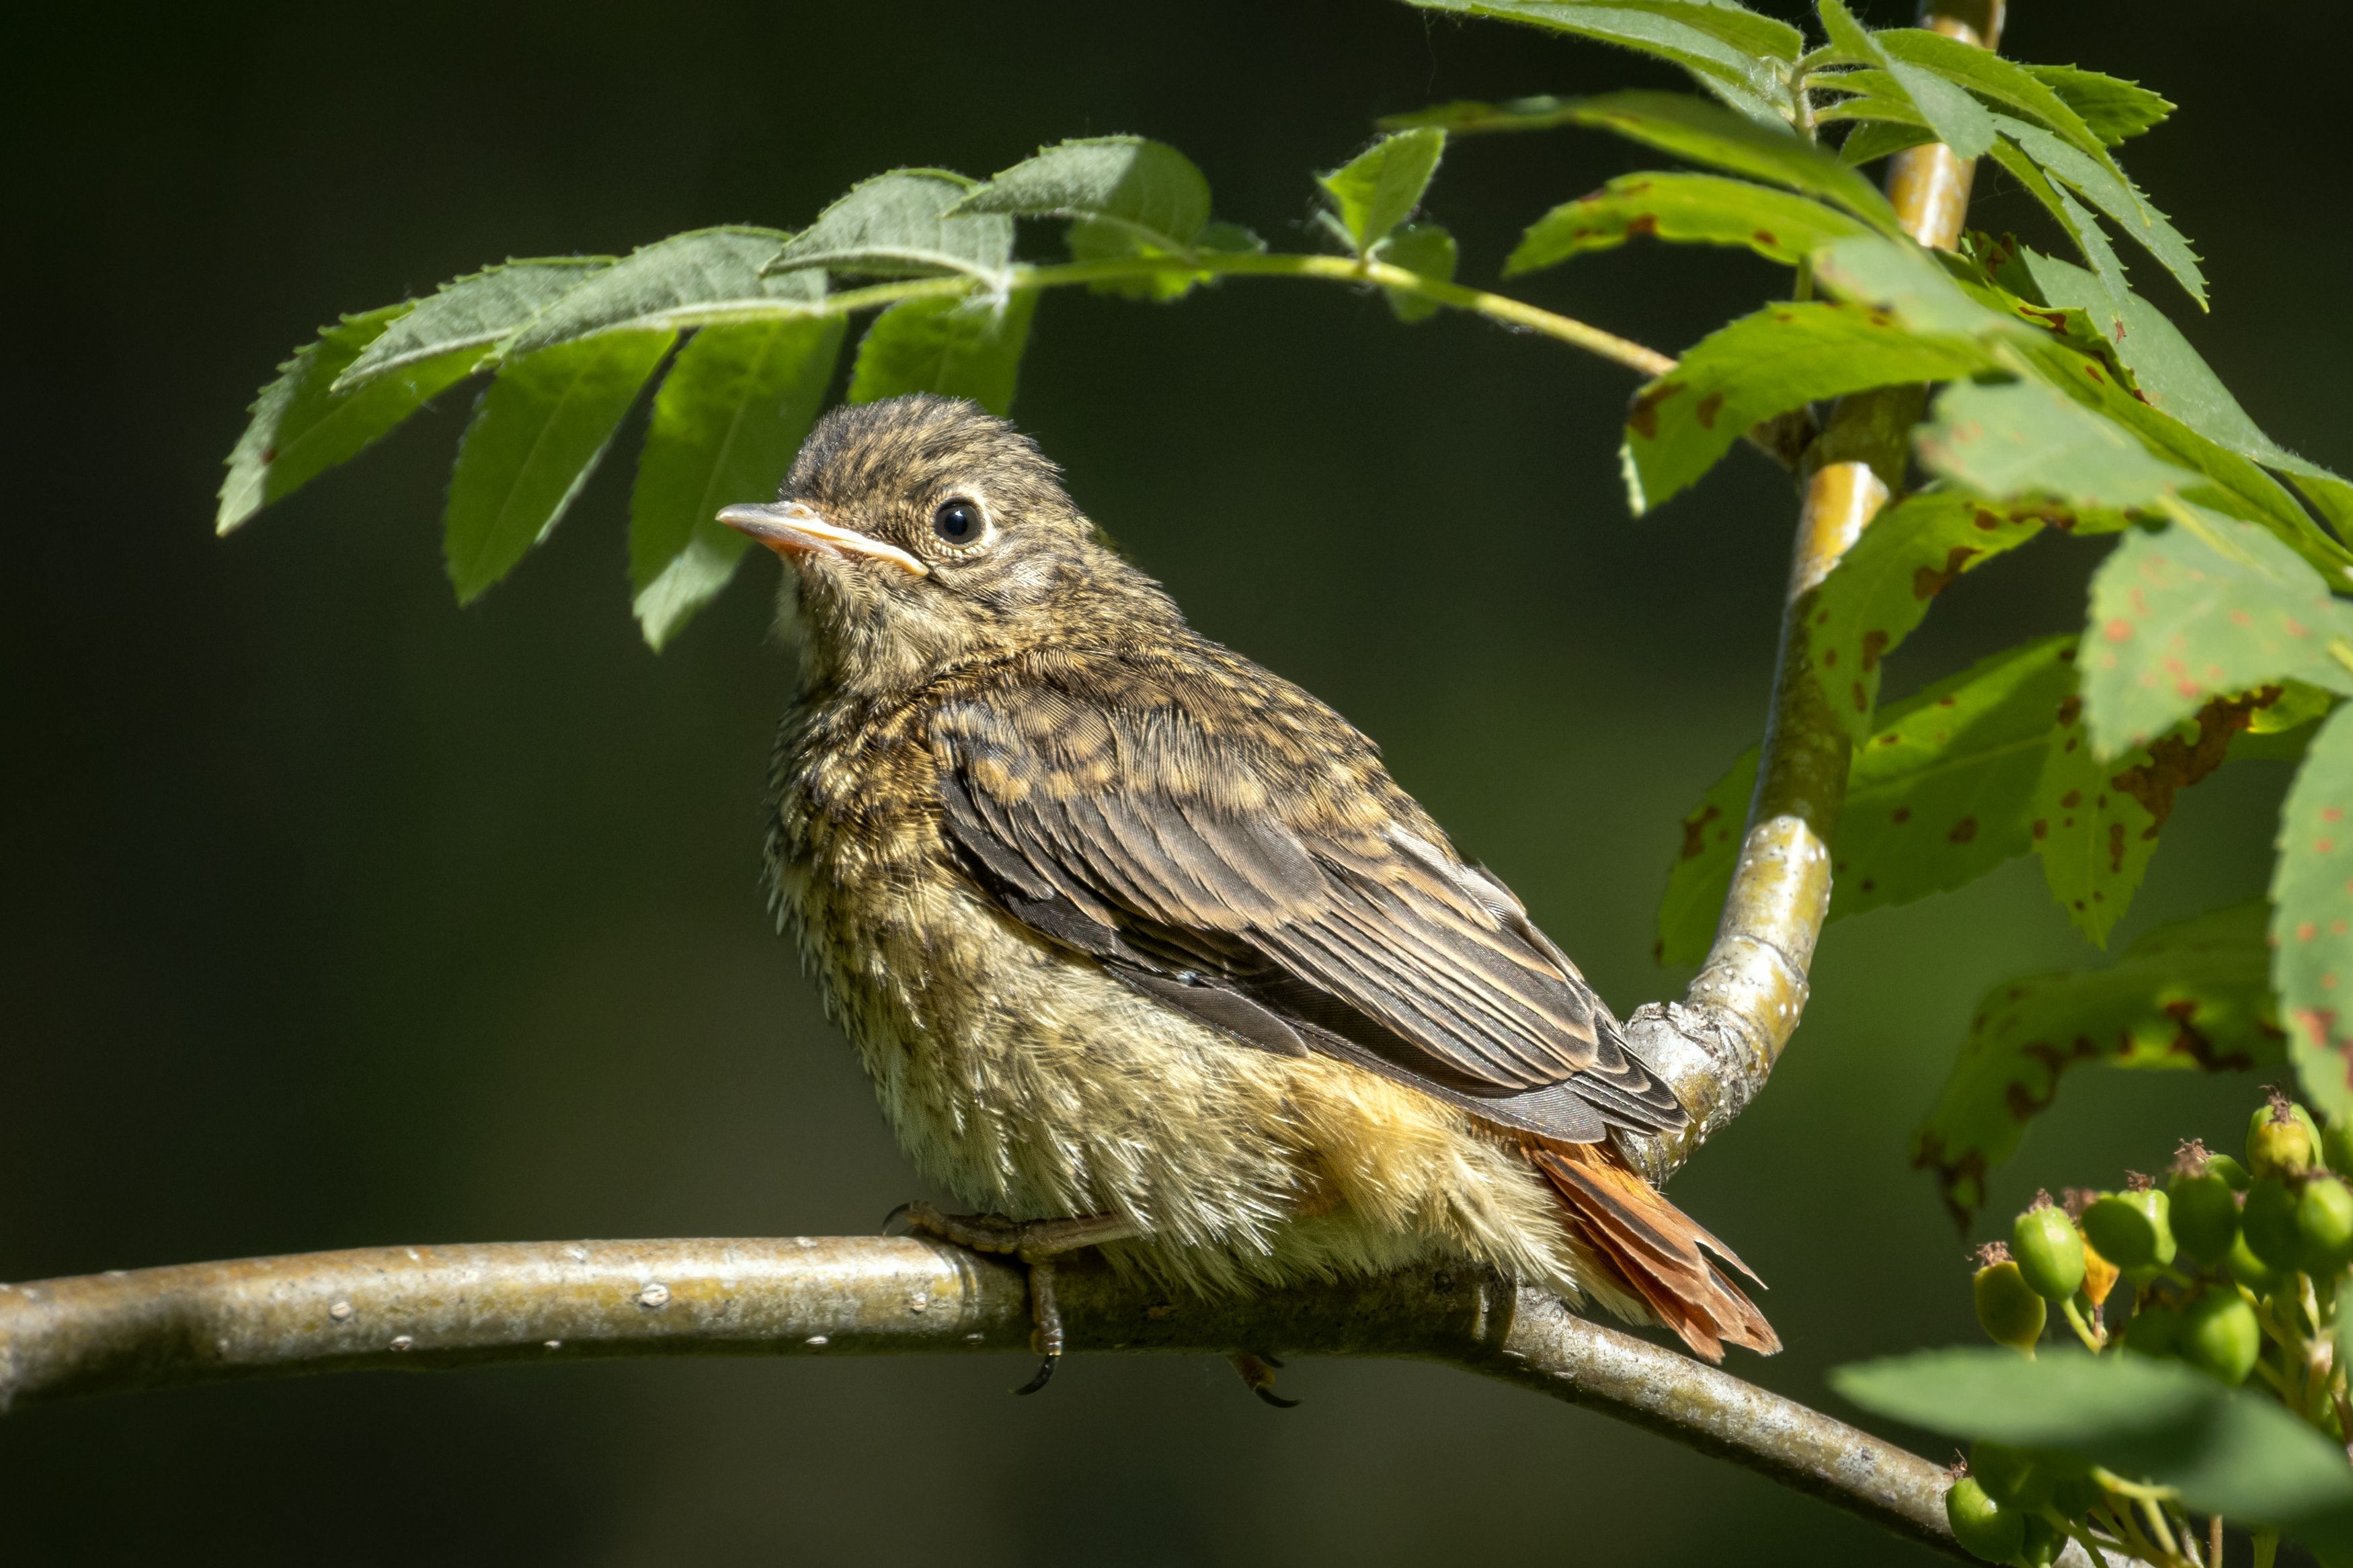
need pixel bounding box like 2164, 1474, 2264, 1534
0, 1236, 2094, 1565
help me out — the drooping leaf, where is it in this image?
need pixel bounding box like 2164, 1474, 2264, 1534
220, 307, 481, 534
442, 329, 676, 604
1656, 749, 1756, 967
1399, 2, 1799, 122
502, 228, 821, 356
1507, 171, 1868, 274
2026, 65, 2173, 145
1982, 137, 2133, 329
1318, 128, 1445, 255
2081, 511, 2353, 758
627, 318, 845, 650
1563, 92, 1903, 233
1833, 1348, 2353, 1561
1913, 374, 2195, 512
953, 136, 1211, 253
1911, 901, 2281, 1224
1994, 114, 2205, 308
1623, 300, 1989, 513
846, 292, 1039, 415
337, 259, 611, 391
1814, 1, 1993, 159
1376, 224, 1458, 323
765, 170, 1012, 282
2274, 706, 2353, 1128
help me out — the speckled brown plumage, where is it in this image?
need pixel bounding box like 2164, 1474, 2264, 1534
737, 394, 1776, 1362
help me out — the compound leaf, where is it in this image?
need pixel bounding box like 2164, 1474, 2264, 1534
766, 170, 1011, 282
337, 258, 610, 391
847, 292, 1039, 414
505, 228, 820, 356
1508, 171, 1868, 274
954, 136, 1211, 254
1564, 92, 1902, 231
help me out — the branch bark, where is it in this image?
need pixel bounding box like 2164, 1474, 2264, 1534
0, 1237, 2091, 1565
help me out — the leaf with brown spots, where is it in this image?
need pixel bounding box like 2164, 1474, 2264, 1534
1655, 750, 1759, 966
2033, 676, 2168, 948
2273, 706, 2353, 1126
1911, 900, 2279, 1225
1507, 171, 1869, 276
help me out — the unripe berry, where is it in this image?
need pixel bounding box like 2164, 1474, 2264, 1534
2176, 1290, 2261, 1385
2011, 1202, 2087, 1303
2019, 1512, 2064, 1568
1970, 1441, 2055, 1511
2081, 1189, 2176, 1282
2243, 1176, 2307, 1274
2325, 1118, 2353, 1179
2168, 1170, 2240, 1268
2206, 1153, 2252, 1191
2249, 1092, 2320, 1180
2122, 1302, 2178, 1358
1946, 1476, 2026, 1563
2226, 1230, 2290, 1298
1975, 1256, 2047, 1352
2299, 1174, 2353, 1271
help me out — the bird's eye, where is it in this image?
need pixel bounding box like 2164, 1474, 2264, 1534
932, 499, 983, 546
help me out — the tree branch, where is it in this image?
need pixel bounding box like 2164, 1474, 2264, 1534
0, 1236, 2093, 1565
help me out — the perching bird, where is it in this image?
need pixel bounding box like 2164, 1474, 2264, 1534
724, 394, 1777, 1392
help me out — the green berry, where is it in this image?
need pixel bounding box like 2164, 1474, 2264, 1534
2019, 1512, 2064, 1568
1975, 1260, 2048, 1352
2176, 1290, 2262, 1385
2206, 1153, 2252, 1191
2168, 1170, 2240, 1268
2299, 1174, 2353, 1271
2050, 1472, 2106, 1518
2244, 1176, 2307, 1274
2011, 1205, 2087, 1303
2226, 1230, 2290, 1298
2081, 1190, 2176, 1281
1970, 1441, 2055, 1511
2122, 1302, 2178, 1358
1946, 1477, 2026, 1564
2325, 1119, 2353, 1178
2249, 1098, 2320, 1179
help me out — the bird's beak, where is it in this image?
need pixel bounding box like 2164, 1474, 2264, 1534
717, 501, 930, 577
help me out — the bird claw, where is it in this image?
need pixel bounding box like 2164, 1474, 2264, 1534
1228, 1352, 1300, 1409
1013, 1354, 1058, 1396
889, 1202, 1140, 1397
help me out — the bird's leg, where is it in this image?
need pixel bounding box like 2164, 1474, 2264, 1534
891, 1202, 1138, 1394
1227, 1352, 1300, 1409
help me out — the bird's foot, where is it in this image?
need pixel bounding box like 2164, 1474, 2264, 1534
1227, 1352, 1300, 1409
887, 1202, 1138, 1395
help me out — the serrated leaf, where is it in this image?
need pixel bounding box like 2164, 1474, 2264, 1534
220, 307, 481, 534
1872, 28, 2120, 181
953, 137, 1210, 254
766, 170, 1011, 282
1914, 374, 2195, 511
1814, 1, 1992, 159
1400, 2, 1798, 121
1623, 299, 1989, 513
1564, 92, 1902, 232
1377, 224, 1457, 323
1805, 491, 2090, 741
2081, 511, 2353, 759
504, 228, 820, 357
336, 259, 611, 392
1656, 749, 1756, 966
1319, 129, 1445, 255
1835, 117, 1935, 168
2275, 706, 2353, 1129
2033, 682, 2171, 946
1910, 901, 2280, 1223
1994, 114, 2204, 307
847, 292, 1038, 415
628, 318, 844, 650
1832, 1348, 2353, 1559
442, 329, 675, 604
1981, 136, 2134, 330
2026, 65, 2173, 145
1507, 171, 1868, 274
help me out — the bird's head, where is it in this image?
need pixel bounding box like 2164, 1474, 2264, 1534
722, 394, 1170, 697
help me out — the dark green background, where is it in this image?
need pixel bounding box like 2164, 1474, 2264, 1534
6, 2, 2344, 1562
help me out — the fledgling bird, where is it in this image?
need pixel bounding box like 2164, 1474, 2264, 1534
723, 395, 1777, 1391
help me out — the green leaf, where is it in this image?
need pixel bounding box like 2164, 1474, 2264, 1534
336, 259, 610, 391
1835, 117, 1935, 168
847, 292, 1039, 415
1377, 95, 1581, 134
219, 307, 481, 534
1814, 1, 1992, 160
1563, 92, 1903, 233
1870, 28, 2119, 179
2082, 511, 2353, 758
627, 318, 845, 650
1507, 171, 1869, 274
1913, 374, 2196, 511
1656, 749, 1755, 966
442, 329, 675, 604
1983, 136, 2132, 324
1804, 490, 2088, 742
503, 227, 821, 357
1398, 2, 1799, 121
953, 137, 1211, 252
2026, 65, 2173, 145
1376, 224, 1458, 323
1994, 114, 2205, 307
1318, 128, 1445, 255
1623, 300, 1989, 513
766, 170, 1012, 282
2275, 706, 2353, 1128
1911, 901, 2282, 1224
2034, 677, 2195, 947
1833, 1348, 2353, 1561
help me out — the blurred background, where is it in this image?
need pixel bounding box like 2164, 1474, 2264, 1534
4, 1, 2344, 1562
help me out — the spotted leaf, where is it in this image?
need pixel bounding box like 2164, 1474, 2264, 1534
2274, 706, 2353, 1126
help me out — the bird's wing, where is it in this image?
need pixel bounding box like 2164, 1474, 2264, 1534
926, 664, 1683, 1138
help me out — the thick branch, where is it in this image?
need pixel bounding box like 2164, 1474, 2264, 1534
0, 1236, 2092, 1564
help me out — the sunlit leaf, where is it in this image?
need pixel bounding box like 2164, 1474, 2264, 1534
847, 292, 1039, 414
1871, 29, 2120, 182
1563, 92, 1902, 232
628, 318, 844, 650
1814, 1, 1992, 159
1983, 136, 2132, 327
954, 137, 1211, 251
2275, 707, 2353, 1129
1377, 224, 1458, 323
1911, 901, 2281, 1223
504, 228, 821, 356
1507, 171, 1868, 274
2026, 65, 2173, 145
335, 259, 610, 391
220, 307, 480, 534
1835, 116, 1935, 168
766, 170, 1011, 282
1399, 1, 1798, 121
1656, 749, 1755, 967
1378, 95, 1580, 134
442, 329, 675, 604
1319, 128, 1445, 255
1994, 114, 2205, 308
1913, 374, 2195, 511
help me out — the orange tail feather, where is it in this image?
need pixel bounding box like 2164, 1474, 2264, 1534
1524, 1137, 1780, 1362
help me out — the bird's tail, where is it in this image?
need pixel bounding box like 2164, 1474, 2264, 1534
1523, 1136, 1780, 1362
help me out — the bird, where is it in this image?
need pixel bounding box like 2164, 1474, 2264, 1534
721, 393, 1778, 1394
